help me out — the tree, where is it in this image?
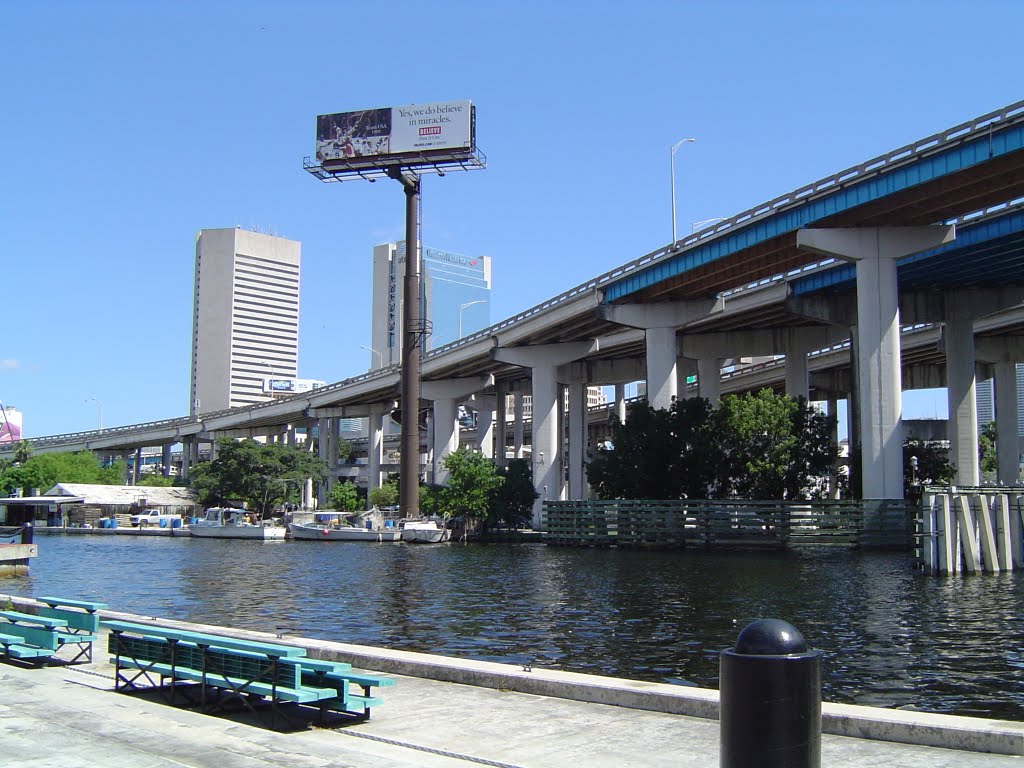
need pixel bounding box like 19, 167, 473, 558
979, 421, 998, 476
368, 480, 399, 508
487, 458, 538, 530
716, 392, 837, 500
137, 474, 175, 487
188, 438, 327, 516
586, 390, 836, 501
326, 480, 359, 512
435, 447, 502, 520
903, 440, 955, 503
0, 450, 126, 494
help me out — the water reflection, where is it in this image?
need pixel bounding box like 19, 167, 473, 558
5, 536, 1023, 719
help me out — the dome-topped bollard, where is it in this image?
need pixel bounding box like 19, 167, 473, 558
720, 619, 822, 768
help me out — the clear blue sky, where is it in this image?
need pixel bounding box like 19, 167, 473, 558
3, 0, 1022, 438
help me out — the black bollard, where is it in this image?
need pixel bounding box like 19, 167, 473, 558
21, 521, 33, 545
720, 618, 822, 768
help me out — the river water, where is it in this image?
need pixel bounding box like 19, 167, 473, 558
3, 535, 1022, 720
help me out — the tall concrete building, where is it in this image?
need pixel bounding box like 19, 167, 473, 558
369, 242, 491, 369
190, 228, 301, 415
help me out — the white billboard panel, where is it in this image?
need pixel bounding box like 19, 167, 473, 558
315, 100, 473, 164
263, 378, 325, 396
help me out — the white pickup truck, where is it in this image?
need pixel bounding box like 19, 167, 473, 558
129, 509, 181, 527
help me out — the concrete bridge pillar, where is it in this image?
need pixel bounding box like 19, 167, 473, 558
597, 300, 720, 411
995, 363, 1020, 486
698, 357, 722, 404
513, 390, 525, 459
944, 301, 979, 486
495, 381, 508, 468
468, 394, 497, 459
493, 340, 599, 528
676, 357, 697, 401
614, 383, 627, 423
567, 382, 588, 499
422, 376, 492, 485
798, 225, 955, 499
161, 444, 172, 478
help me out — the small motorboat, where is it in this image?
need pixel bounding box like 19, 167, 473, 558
288, 521, 401, 542
401, 519, 452, 544
188, 508, 286, 540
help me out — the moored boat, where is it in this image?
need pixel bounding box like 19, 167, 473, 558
401, 519, 452, 544
188, 508, 286, 540
288, 521, 401, 542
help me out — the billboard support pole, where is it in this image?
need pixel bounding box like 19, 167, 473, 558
390, 168, 422, 517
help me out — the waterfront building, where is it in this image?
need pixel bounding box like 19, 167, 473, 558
190, 228, 301, 415
369, 242, 492, 369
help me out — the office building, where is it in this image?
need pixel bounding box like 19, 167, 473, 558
369, 242, 492, 369
976, 364, 1024, 436
190, 228, 301, 415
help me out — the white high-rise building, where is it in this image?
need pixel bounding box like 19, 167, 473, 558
190, 228, 301, 415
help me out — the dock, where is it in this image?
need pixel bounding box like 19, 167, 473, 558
0, 603, 1020, 766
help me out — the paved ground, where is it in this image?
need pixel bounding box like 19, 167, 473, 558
1, 649, 1021, 767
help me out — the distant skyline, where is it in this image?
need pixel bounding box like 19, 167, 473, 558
3, 1, 1022, 437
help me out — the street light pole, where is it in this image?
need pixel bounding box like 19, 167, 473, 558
361, 345, 384, 369
458, 299, 485, 338
670, 137, 696, 245
85, 397, 103, 432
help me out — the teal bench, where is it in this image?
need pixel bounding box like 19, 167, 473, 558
35, 597, 107, 663
0, 616, 63, 665
103, 621, 346, 729
277, 657, 393, 720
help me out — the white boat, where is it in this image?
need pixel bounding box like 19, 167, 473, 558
288, 521, 401, 542
188, 508, 287, 540
401, 519, 452, 544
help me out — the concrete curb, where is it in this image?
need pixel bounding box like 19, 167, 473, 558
15, 600, 1022, 757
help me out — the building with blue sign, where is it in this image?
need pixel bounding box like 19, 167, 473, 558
369, 242, 492, 369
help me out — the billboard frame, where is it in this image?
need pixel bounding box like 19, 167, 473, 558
304, 102, 485, 183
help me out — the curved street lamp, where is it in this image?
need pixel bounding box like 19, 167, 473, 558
670, 137, 696, 245
458, 300, 486, 338
361, 345, 384, 369
85, 397, 103, 432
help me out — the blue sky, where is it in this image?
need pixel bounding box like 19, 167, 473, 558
2, 0, 1022, 438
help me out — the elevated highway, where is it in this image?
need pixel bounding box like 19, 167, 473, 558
6, 100, 1024, 516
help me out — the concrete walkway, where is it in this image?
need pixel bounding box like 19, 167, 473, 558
1, 632, 1021, 767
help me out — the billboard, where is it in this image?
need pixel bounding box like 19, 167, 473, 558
262, 378, 325, 396
0, 406, 22, 444
315, 100, 474, 166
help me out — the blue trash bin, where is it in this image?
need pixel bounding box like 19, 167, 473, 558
170, 518, 182, 529
159, 519, 168, 528
110, 518, 118, 529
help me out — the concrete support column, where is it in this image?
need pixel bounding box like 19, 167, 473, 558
614, 383, 627, 423
495, 382, 508, 468
432, 398, 459, 484
532, 365, 560, 522
132, 449, 141, 484
492, 339, 598, 528
827, 396, 840, 499
422, 375, 493, 485
513, 392, 525, 458
286, 426, 296, 447
161, 444, 172, 478
945, 311, 979, 486
303, 478, 313, 510
698, 357, 721, 404
645, 326, 678, 410
367, 406, 385, 499
785, 346, 810, 400
568, 382, 587, 499
677, 357, 696, 401
798, 225, 954, 499
181, 437, 195, 480
473, 396, 496, 459
995, 362, 1020, 486
327, 418, 340, 492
